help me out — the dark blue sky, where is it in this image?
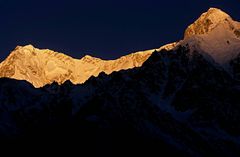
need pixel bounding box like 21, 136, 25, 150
0, 0, 239, 61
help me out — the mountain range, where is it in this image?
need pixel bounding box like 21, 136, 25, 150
0, 8, 240, 157
0, 41, 176, 87
0, 8, 240, 87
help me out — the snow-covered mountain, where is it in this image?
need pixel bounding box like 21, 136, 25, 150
182, 8, 240, 65
0, 8, 240, 156
0, 43, 176, 88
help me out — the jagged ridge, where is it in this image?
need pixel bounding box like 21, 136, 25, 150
0, 43, 177, 88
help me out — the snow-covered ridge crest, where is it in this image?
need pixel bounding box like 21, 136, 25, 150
0, 43, 176, 88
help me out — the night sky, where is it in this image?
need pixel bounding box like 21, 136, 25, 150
0, 0, 239, 61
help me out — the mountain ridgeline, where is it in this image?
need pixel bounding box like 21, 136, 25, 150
0, 43, 176, 88
0, 8, 240, 156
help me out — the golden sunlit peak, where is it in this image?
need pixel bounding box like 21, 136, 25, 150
15, 44, 35, 49
82, 55, 94, 59
205, 7, 230, 20
23, 44, 35, 48
207, 7, 225, 13
184, 7, 234, 39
